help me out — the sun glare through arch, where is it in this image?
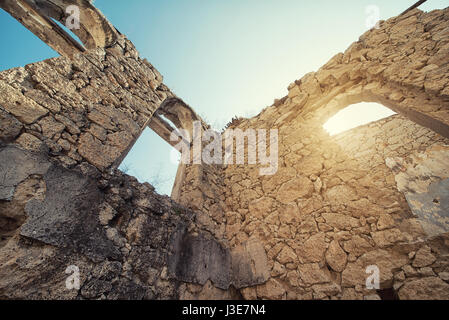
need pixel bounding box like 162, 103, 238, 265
323, 102, 397, 136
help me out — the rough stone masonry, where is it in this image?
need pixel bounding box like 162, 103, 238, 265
0, 0, 448, 300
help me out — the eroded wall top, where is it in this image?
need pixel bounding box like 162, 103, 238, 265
238, 8, 449, 139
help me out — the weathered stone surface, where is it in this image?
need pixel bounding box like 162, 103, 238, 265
55, 114, 81, 135
342, 235, 374, 257
22, 165, 120, 262
322, 213, 360, 230
193, 280, 237, 300
169, 230, 269, 290
412, 246, 436, 268
14, 133, 44, 152
240, 286, 257, 300
0, 146, 50, 201
0, 109, 22, 144
78, 133, 123, 170
105, 278, 150, 300
388, 146, 449, 236
403, 265, 419, 278
0, 81, 48, 124
340, 287, 363, 300
342, 249, 408, 288
312, 282, 341, 298
277, 245, 297, 265
98, 202, 117, 226
294, 155, 323, 176
0, 240, 91, 299
231, 238, 270, 288
298, 214, 319, 233
325, 240, 347, 272
298, 263, 331, 286
0, 176, 46, 249
248, 197, 274, 219
39, 116, 65, 139
324, 185, 358, 205
261, 167, 296, 194
276, 176, 314, 204
398, 277, 449, 300
377, 214, 395, 231
438, 272, 449, 281
371, 228, 406, 247
24, 89, 61, 113
296, 233, 327, 263
279, 202, 299, 225
256, 278, 286, 300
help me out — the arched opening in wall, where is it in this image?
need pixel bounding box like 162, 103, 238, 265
324, 100, 449, 237
323, 102, 397, 136
1, 0, 119, 59
118, 127, 180, 196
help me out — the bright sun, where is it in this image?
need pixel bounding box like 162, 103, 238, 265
323, 102, 397, 136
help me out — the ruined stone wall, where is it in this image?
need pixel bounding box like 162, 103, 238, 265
0, 35, 169, 171
0, 33, 225, 298
0, 145, 194, 299
221, 112, 449, 300
0, 141, 274, 299
1, 3, 449, 300
175, 163, 228, 242
283, 8, 449, 139
176, 8, 449, 300
0, 16, 267, 300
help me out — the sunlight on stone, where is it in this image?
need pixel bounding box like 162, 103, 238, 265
323, 102, 397, 136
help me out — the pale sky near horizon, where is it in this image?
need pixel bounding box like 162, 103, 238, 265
0, 0, 447, 195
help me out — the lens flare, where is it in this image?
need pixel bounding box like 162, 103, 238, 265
323, 102, 396, 136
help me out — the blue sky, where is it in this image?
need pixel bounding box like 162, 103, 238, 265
1, 0, 447, 195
